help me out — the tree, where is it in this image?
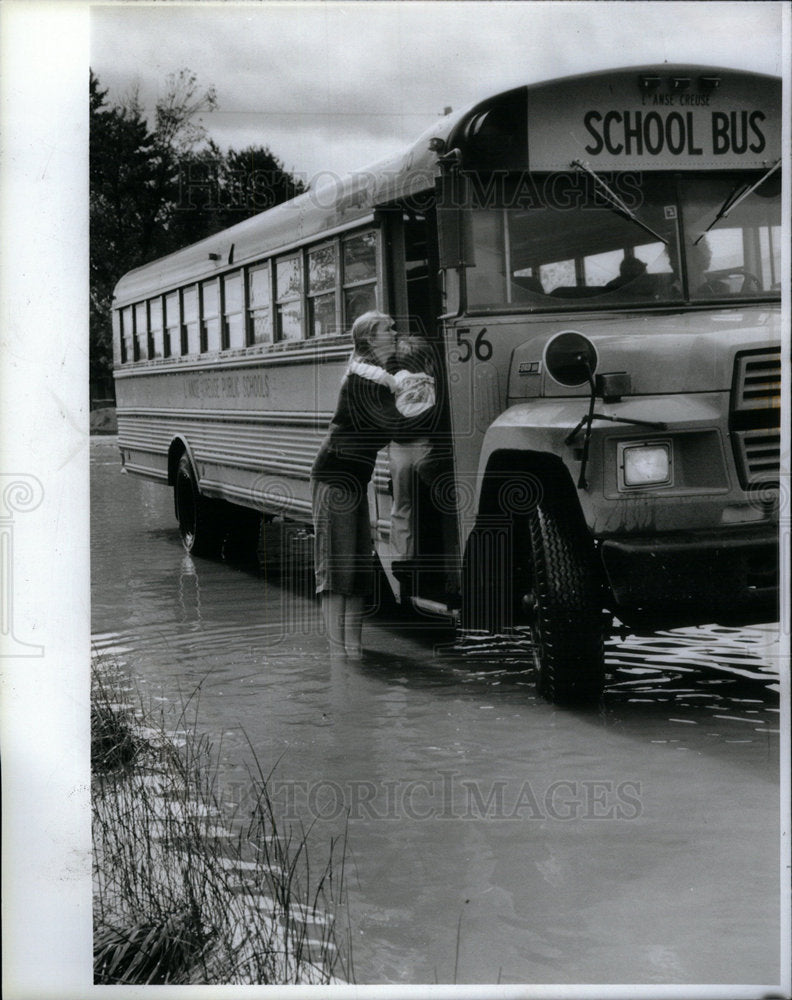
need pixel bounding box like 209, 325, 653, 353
89, 69, 305, 402
90, 71, 162, 396
224, 146, 305, 217
167, 144, 306, 247
155, 69, 217, 157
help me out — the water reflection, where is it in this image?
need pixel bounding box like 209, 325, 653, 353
92, 564, 780, 750
177, 553, 202, 625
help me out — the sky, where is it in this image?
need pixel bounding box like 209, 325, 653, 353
90, 1, 787, 182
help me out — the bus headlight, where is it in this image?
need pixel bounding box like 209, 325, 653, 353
618, 440, 672, 489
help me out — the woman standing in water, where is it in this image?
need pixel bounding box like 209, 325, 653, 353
311, 311, 401, 660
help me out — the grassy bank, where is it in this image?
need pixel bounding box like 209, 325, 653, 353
91, 655, 351, 985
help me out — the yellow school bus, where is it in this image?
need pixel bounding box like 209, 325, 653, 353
113, 65, 783, 703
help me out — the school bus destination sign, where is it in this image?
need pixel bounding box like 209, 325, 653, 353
526, 66, 781, 171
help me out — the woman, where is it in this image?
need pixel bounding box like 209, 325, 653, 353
311, 311, 401, 660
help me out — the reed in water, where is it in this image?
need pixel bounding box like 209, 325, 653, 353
91, 653, 352, 985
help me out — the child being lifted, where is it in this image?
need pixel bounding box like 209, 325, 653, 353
388, 334, 460, 608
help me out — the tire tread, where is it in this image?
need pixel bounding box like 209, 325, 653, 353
530, 500, 605, 705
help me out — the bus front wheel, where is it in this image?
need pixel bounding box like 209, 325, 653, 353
520, 498, 605, 705
174, 454, 223, 558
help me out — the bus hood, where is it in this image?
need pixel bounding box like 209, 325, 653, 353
508, 307, 780, 399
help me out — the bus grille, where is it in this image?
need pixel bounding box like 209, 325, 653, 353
730, 347, 781, 489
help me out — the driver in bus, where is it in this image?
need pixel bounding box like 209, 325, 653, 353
662, 235, 726, 296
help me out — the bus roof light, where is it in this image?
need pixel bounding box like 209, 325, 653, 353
638, 75, 661, 92
671, 77, 691, 91
699, 75, 721, 91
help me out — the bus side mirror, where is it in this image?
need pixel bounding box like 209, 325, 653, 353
435, 175, 475, 270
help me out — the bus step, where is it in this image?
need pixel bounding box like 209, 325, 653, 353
410, 595, 460, 620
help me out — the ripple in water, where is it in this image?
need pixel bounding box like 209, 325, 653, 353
443, 618, 779, 736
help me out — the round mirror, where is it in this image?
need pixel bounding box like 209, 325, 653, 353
544, 331, 598, 387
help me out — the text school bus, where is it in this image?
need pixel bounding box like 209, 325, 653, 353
113, 66, 783, 704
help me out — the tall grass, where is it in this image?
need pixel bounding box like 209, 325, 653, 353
92, 655, 352, 985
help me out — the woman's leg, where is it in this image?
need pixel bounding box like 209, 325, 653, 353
319, 591, 364, 660
314, 478, 372, 660
343, 593, 365, 660
320, 591, 346, 659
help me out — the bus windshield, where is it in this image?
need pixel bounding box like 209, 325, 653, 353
466, 170, 781, 310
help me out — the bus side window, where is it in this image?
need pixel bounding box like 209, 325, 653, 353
120, 305, 133, 363
149, 296, 164, 359
164, 290, 180, 357
248, 263, 273, 345
342, 231, 378, 327
134, 301, 148, 361
182, 285, 200, 355
223, 271, 245, 349
307, 243, 338, 337
275, 255, 303, 341
200, 278, 221, 354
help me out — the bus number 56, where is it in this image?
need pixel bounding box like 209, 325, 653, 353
456, 327, 493, 362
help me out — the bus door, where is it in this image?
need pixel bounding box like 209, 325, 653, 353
378, 204, 459, 604
381, 205, 442, 336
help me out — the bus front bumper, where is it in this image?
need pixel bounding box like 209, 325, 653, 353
600, 524, 778, 627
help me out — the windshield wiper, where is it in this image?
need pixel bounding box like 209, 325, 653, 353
571, 158, 668, 245
694, 159, 781, 245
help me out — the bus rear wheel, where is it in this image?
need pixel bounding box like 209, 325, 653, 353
174, 454, 223, 558
520, 498, 605, 705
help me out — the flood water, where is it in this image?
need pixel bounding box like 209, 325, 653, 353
91, 436, 783, 986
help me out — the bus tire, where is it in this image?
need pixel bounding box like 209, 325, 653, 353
174, 454, 223, 558
522, 498, 605, 705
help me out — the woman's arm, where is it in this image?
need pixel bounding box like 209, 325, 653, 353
345, 374, 404, 435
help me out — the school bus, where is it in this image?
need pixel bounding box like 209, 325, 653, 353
112, 65, 783, 704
